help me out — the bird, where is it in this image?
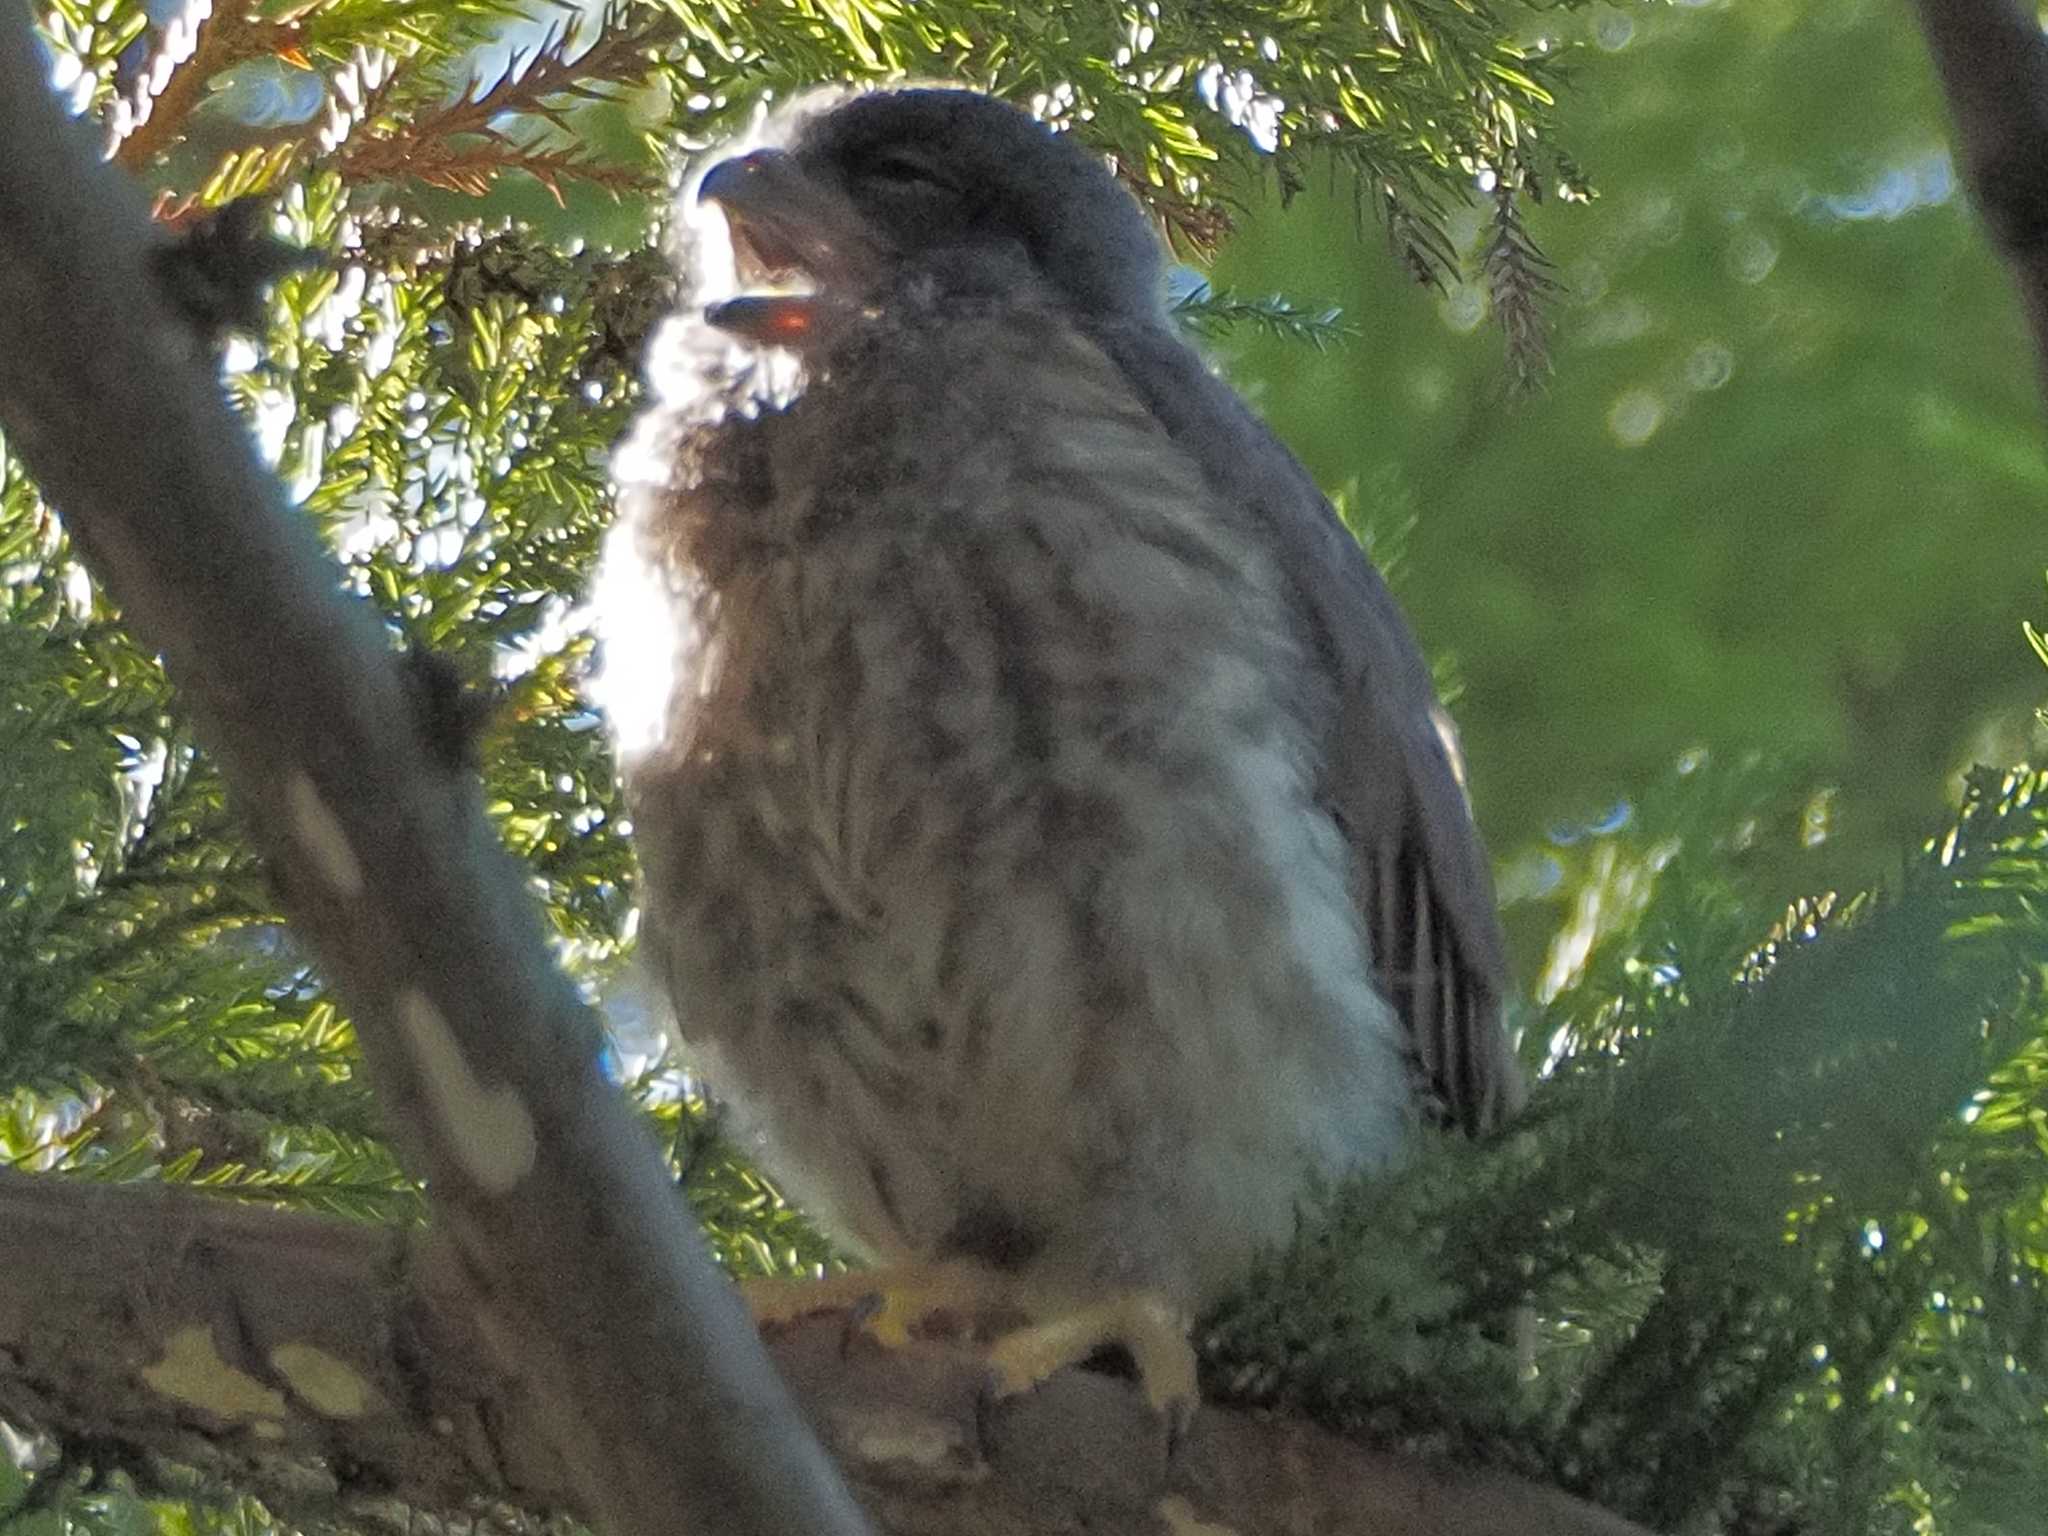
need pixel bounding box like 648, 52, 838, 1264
594, 84, 1522, 1416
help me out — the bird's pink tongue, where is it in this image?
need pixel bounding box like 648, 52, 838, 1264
705, 294, 820, 344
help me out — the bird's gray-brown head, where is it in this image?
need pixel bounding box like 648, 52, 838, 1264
686, 88, 1165, 349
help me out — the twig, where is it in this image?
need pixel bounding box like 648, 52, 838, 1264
112, 5, 273, 172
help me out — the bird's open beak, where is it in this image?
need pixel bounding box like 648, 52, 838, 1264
693, 149, 872, 347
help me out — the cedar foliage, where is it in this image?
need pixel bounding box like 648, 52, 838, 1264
1, 2, 2043, 1533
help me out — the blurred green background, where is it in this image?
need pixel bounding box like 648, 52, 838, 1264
1207, 0, 2045, 954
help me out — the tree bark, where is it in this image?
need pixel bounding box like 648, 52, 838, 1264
0, 1169, 1654, 1536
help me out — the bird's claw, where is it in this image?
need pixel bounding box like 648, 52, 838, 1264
746, 1269, 1200, 1445
740, 1261, 1018, 1352
983, 1290, 1198, 1436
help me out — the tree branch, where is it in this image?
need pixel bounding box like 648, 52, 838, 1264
111, 5, 274, 172
0, 18, 870, 1536
1909, 0, 2048, 402
0, 1168, 1658, 1536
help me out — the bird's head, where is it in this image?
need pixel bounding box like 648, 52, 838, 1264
686, 87, 1165, 349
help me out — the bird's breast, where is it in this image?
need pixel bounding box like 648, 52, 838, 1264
601, 296, 1412, 1301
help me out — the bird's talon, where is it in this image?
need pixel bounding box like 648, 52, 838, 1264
1159, 1387, 1198, 1460
837, 1289, 883, 1357
859, 1291, 917, 1350
1131, 1323, 1199, 1424
982, 1342, 1044, 1402
981, 1290, 1198, 1424
983, 1316, 1085, 1400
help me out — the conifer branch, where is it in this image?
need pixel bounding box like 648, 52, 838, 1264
444, 8, 677, 139
1483, 171, 1557, 389
334, 9, 676, 202
111, 3, 276, 172
338, 136, 651, 202
1171, 281, 1356, 350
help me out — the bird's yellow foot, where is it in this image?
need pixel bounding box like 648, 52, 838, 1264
740, 1261, 1024, 1349
985, 1289, 1197, 1424
745, 1268, 1198, 1429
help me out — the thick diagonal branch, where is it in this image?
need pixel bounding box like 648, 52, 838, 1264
1911, 0, 2048, 401
0, 18, 870, 1536
0, 1168, 1658, 1536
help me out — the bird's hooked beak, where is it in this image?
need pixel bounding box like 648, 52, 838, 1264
692, 149, 877, 348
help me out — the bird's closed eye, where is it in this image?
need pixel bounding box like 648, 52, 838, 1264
852, 148, 958, 193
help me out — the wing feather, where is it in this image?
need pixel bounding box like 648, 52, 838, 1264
1097, 320, 1523, 1135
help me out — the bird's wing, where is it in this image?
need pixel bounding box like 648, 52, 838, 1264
1098, 322, 1523, 1135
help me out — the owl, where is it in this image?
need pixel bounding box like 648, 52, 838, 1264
595, 85, 1520, 1412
